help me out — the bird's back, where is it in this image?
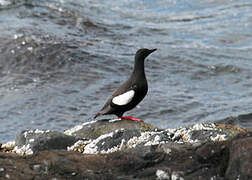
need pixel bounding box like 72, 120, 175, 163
95, 75, 147, 118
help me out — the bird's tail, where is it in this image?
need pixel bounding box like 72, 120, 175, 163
94, 112, 101, 119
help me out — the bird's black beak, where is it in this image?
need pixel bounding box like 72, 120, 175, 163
146, 49, 157, 61
150, 49, 157, 53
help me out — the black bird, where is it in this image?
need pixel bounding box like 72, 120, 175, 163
94, 48, 157, 122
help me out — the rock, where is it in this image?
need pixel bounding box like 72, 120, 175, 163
0, 141, 15, 152
225, 133, 252, 180
0, 120, 251, 179
64, 119, 158, 139
1, 131, 251, 179
67, 121, 245, 155
68, 127, 175, 154
156, 169, 170, 180
14, 129, 78, 155
82, 129, 142, 154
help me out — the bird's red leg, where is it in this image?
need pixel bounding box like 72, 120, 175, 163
120, 116, 143, 122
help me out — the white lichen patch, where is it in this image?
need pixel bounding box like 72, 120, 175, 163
83, 130, 117, 154
142, 132, 159, 146
5, 174, 10, 179
24, 129, 51, 138
191, 123, 216, 131
82, 128, 151, 154
127, 131, 170, 148
1, 141, 15, 152
29, 139, 35, 143
1, 141, 15, 149
144, 134, 165, 146
35, 129, 50, 134
0, 0, 12, 6
126, 136, 139, 148
13, 144, 33, 156
100, 138, 126, 154
67, 140, 92, 153
171, 171, 184, 180
64, 120, 97, 136
163, 148, 172, 154
166, 123, 219, 144
109, 118, 122, 122
169, 127, 197, 144
66, 122, 229, 155
127, 131, 158, 148
156, 169, 170, 180
210, 134, 227, 142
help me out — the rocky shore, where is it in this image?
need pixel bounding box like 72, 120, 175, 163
0, 119, 251, 180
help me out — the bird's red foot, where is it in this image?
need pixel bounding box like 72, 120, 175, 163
120, 116, 143, 122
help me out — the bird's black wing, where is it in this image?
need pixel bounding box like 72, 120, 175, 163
110, 84, 137, 107
94, 79, 137, 118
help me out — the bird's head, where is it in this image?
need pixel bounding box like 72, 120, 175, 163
135, 48, 157, 61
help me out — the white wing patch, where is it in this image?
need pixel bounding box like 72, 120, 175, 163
112, 90, 135, 106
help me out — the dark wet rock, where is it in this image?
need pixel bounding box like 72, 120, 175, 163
64, 119, 158, 139
225, 134, 252, 180
0, 132, 251, 179
10, 121, 249, 156
15, 130, 79, 154
0, 121, 251, 179
65, 121, 247, 155
81, 128, 143, 154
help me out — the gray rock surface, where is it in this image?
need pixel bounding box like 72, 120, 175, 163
225, 134, 252, 180
0, 119, 251, 179
64, 119, 158, 139
15, 129, 78, 154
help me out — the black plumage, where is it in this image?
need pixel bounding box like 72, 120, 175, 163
94, 48, 157, 121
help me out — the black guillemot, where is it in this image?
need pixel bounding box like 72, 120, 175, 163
94, 48, 157, 122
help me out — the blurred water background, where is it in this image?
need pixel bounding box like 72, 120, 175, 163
0, 0, 252, 142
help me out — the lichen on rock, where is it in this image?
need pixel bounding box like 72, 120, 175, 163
0, 119, 251, 180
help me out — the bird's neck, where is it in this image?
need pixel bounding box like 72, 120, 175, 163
132, 59, 146, 79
